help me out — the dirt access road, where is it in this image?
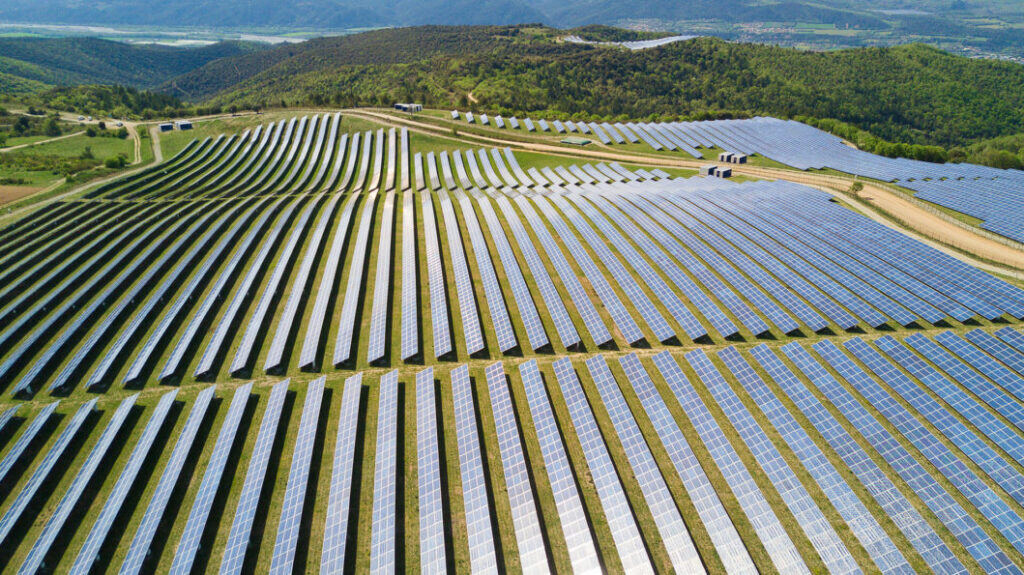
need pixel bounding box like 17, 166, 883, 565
350, 109, 1024, 274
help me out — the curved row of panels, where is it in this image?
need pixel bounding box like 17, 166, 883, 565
3, 118, 1024, 399
3, 330, 1024, 572
449, 111, 1024, 243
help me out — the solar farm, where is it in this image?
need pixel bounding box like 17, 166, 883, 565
3, 110, 1024, 574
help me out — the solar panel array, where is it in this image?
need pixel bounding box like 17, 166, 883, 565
552, 358, 654, 574
415, 368, 447, 573
450, 364, 499, 574
9, 114, 1024, 574
19, 394, 138, 574
220, 379, 289, 575
171, 383, 252, 575
321, 373, 364, 573
482, 362, 550, 572
72, 390, 177, 574
370, 371, 399, 574
268, 377, 325, 575
0, 399, 95, 547
583, 356, 703, 574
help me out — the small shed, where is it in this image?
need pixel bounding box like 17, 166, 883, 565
159, 123, 174, 132
451, 110, 460, 120
174, 120, 193, 130
731, 153, 748, 164
715, 166, 733, 178
718, 151, 734, 163
699, 164, 717, 176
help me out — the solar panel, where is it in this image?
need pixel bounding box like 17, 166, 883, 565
369, 371, 399, 574
968, 329, 1024, 376
401, 129, 411, 191
321, 373, 364, 572
515, 361, 601, 573
936, 331, 1024, 404
0, 399, 95, 544
401, 191, 420, 360
692, 350, 860, 573
803, 341, 1024, 570
551, 358, 653, 574
603, 193, 773, 335
72, 391, 178, 574
532, 196, 644, 344
0, 399, 95, 547
232, 199, 321, 373
482, 363, 550, 572
120, 386, 215, 575
170, 383, 253, 575
616, 354, 756, 574
426, 152, 441, 190
219, 379, 290, 575
386, 128, 397, 191
267, 195, 344, 371
653, 351, 808, 574
450, 365, 499, 574
563, 193, 714, 340
334, 191, 381, 366
438, 190, 485, 355
370, 128, 385, 191
439, 152, 457, 190
416, 368, 447, 573
0, 402, 58, 486
421, 192, 453, 358
269, 377, 326, 575
163, 197, 288, 379
455, 191, 517, 352
196, 200, 300, 376
835, 337, 1024, 538
475, 196, 549, 351
583, 356, 703, 574
876, 336, 1024, 470
507, 196, 608, 346
719, 347, 912, 573
19, 395, 134, 575
751, 345, 966, 575
413, 152, 425, 191
905, 333, 1024, 431
299, 195, 360, 369
368, 192, 397, 363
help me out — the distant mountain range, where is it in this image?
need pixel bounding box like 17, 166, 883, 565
0, 37, 260, 93
0, 0, 987, 29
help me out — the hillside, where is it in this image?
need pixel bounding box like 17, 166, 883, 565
171, 25, 1024, 148
0, 37, 263, 91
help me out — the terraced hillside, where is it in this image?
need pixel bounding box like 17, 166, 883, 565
3, 113, 1024, 574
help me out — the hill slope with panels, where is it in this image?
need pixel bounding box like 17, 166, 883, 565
452, 110, 1024, 245
2, 114, 1024, 573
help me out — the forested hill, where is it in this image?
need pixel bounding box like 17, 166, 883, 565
0, 37, 263, 93
172, 25, 1024, 148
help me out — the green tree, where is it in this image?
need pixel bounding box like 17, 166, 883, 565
43, 117, 61, 137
